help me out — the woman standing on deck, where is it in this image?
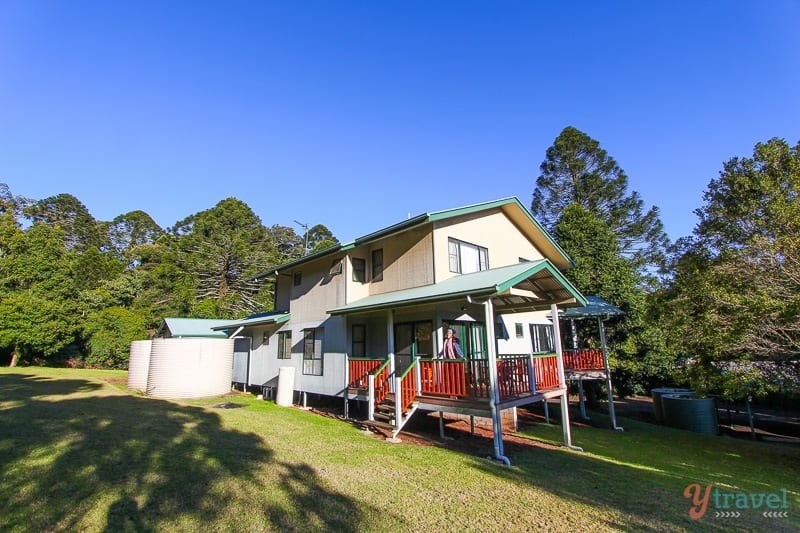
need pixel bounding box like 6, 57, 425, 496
438, 328, 464, 359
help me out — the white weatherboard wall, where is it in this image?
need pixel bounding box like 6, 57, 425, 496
146, 338, 234, 399
127, 340, 152, 392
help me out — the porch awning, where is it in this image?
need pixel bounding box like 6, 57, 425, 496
210, 311, 291, 331
328, 259, 586, 315
557, 295, 624, 319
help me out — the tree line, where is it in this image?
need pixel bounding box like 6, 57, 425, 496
2, 130, 798, 404
532, 127, 799, 404
0, 189, 336, 367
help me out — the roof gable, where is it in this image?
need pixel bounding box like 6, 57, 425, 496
257, 197, 573, 277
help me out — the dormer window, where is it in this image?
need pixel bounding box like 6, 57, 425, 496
448, 238, 488, 274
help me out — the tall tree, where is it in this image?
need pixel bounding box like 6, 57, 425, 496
660, 138, 800, 398
0, 224, 83, 365
532, 126, 669, 274
171, 198, 279, 317
106, 210, 164, 261
307, 224, 339, 254
24, 193, 107, 251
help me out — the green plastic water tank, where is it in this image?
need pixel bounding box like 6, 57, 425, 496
651, 388, 693, 423
661, 394, 719, 435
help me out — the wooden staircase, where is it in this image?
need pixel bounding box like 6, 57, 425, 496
364, 391, 420, 439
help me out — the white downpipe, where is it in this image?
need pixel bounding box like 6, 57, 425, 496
368, 374, 375, 421
599, 317, 623, 431
484, 299, 511, 466
552, 303, 583, 452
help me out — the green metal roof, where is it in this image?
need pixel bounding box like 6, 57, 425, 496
253, 197, 573, 279
558, 296, 625, 319
328, 260, 586, 315
210, 312, 291, 331
159, 318, 231, 338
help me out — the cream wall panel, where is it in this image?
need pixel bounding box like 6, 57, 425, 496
432, 209, 544, 282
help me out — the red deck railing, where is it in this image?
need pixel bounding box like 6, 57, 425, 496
348, 358, 384, 388
497, 355, 532, 399
562, 349, 605, 370
420, 360, 468, 397
349, 354, 562, 407
532, 354, 560, 389
398, 365, 418, 412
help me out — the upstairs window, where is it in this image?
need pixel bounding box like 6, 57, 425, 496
448, 238, 488, 274
352, 258, 366, 282
293, 271, 302, 286
371, 249, 383, 282
515, 323, 524, 338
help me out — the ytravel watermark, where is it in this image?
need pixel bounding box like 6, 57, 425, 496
684, 483, 791, 519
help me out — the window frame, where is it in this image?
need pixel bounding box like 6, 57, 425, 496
371, 249, 383, 282
277, 331, 292, 359
351, 324, 366, 357
515, 322, 524, 338
302, 328, 324, 376
352, 258, 366, 282
448, 238, 489, 274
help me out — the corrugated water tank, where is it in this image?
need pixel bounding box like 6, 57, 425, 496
127, 340, 152, 392
146, 338, 234, 399
661, 393, 720, 435
651, 387, 694, 423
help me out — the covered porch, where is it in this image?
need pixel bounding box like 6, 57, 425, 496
329, 260, 587, 463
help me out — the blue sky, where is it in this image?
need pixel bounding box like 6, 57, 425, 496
1, 1, 798, 243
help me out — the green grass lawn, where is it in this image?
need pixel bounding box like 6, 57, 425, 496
1, 367, 797, 532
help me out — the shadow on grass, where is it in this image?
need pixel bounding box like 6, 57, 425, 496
0, 373, 368, 532
468, 405, 800, 532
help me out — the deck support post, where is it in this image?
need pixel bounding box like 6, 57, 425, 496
599, 317, 623, 431
543, 400, 550, 424
439, 411, 446, 439
578, 377, 589, 420
470, 415, 475, 434
484, 299, 510, 465
553, 303, 582, 451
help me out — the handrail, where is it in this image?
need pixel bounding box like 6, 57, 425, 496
397, 357, 417, 380
373, 357, 392, 375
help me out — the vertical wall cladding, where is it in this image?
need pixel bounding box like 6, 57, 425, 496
432, 209, 545, 283
146, 338, 234, 399
127, 340, 152, 392
248, 325, 280, 387
368, 226, 433, 296
495, 311, 552, 355
290, 256, 346, 324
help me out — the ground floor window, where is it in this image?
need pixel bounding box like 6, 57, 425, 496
303, 328, 324, 375
530, 324, 554, 353
277, 331, 291, 359
351, 324, 366, 357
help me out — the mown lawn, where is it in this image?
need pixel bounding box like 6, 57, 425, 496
0, 367, 797, 532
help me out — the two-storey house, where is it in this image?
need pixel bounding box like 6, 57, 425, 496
213, 197, 587, 462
